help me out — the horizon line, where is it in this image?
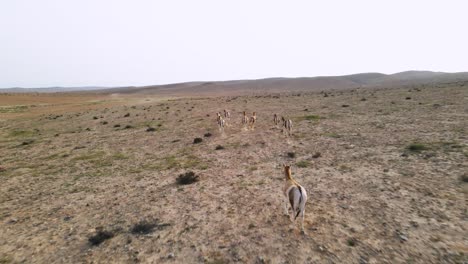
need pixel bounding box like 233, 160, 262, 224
1, 69, 466, 90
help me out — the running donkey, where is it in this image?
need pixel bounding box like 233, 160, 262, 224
216, 112, 226, 132
282, 164, 308, 233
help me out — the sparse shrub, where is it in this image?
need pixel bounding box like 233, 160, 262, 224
405, 97, 411, 100
296, 160, 310, 168
406, 143, 429, 152
249, 166, 258, 171
130, 220, 170, 235
146, 127, 156, 132
114, 124, 121, 128
73, 146, 86, 150
88, 230, 114, 246
93, 116, 98, 120
460, 174, 468, 183
324, 133, 341, 138
342, 104, 350, 107
339, 164, 352, 172
312, 152, 321, 158
204, 133, 212, 137
124, 125, 133, 129
124, 113, 130, 117
21, 139, 34, 146
101, 121, 108, 125
193, 138, 203, 144
215, 145, 225, 150
347, 238, 357, 247
176, 171, 199, 185
287, 152, 296, 158
361, 98, 367, 101
303, 115, 320, 121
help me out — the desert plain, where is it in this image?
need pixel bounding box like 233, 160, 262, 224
0, 82, 467, 263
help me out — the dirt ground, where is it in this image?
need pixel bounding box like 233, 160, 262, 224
0, 85, 467, 263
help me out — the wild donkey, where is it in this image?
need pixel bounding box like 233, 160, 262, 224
216, 112, 225, 132
282, 164, 307, 233
249, 112, 257, 130
281, 117, 293, 136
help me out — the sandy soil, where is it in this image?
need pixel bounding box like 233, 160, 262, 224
0, 85, 467, 263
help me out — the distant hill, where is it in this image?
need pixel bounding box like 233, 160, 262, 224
0, 86, 109, 93
98, 71, 468, 96
2, 71, 467, 95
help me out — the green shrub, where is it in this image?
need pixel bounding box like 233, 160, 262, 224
296, 160, 310, 168
406, 143, 429, 152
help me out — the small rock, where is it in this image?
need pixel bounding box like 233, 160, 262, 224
359, 256, 369, 264
168, 253, 175, 259
396, 230, 408, 242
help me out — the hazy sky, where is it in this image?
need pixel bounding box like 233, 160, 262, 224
1, 0, 467, 88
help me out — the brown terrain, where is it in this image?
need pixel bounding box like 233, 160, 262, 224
0, 73, 467, 263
